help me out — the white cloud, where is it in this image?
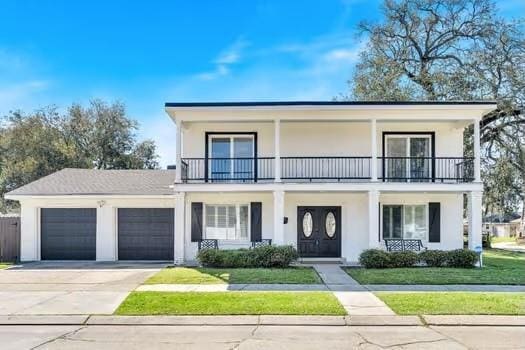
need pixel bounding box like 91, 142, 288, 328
195, 38, 249, 81
0, 80, 50, 114
323, 48, 359, 62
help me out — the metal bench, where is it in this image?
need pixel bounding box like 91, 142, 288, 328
198, 239, 218, 250
251, 239, 272, 248
384, 238, 426, 252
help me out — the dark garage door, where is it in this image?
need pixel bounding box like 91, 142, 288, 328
41, 208, 96, 260
118, 208, 174, 260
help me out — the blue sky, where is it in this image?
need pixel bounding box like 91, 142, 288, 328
0, 0, 523, 166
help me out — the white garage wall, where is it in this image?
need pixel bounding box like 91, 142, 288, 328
17, 197, 175, 262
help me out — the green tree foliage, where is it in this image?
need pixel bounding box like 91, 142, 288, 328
346, 0, 525, 221
0, 100, 159, 212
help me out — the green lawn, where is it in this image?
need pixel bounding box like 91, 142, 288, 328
0, 263, 11, 269
376, 292, 525, 315
345, 249, 525, 285
145, 267, 322, 284
116, 291, 346, 315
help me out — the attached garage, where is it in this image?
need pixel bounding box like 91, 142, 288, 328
118, 208, 174, 260
41, 208, 97, 260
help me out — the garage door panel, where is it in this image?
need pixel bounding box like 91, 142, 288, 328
41, 208, 96, 260
118, 208, 174, 260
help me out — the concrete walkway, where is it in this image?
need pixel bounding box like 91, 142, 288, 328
312, 264, 396, 316
365, 284, 525, 292
492, 241, 525, 253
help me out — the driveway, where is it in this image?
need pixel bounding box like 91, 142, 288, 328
0, 262, 164, 315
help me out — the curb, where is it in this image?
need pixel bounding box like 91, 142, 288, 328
0, 315, 421, 326
0, 315, 523, 327
423, 315, 525, 326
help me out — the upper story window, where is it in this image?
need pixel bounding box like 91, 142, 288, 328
208, 134, 255, 181
384, 133, 433, 181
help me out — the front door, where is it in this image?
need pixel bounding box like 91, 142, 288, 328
297, 206, 341, 257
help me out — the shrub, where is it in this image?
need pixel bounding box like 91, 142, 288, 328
197, 245, 298, 268
389, 251, 419, 268
419, 250, 448, 267
446, 249, 478, 268
359, 249, 391, 268
252, 245, 299, 268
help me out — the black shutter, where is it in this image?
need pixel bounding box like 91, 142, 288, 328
428, 202, 441, 243
250, 202, 262, 242
191, 202, 203, 242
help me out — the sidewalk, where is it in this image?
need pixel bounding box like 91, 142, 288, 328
364, 284, 525, 292
137, 283, 525, 293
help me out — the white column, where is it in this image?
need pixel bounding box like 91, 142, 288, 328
175, 120, 183, 183
273, 190, 285, 245
274, 119, 281, 182
20, 202, 39, 261
370, 118, 378, 181
96, 204, 116, 261
467, 191, 483, 251
368, 190, 380, 248
473, 119, 481, 182
174, 191, 186, 264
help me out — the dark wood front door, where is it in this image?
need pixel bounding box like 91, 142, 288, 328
297, 206, 341, 257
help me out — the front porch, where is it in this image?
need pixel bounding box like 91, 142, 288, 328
175, 189, 483, 264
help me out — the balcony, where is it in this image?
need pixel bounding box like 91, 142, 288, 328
181, 156, 474, 183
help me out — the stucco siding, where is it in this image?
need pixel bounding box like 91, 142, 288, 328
182, 121, 465, 159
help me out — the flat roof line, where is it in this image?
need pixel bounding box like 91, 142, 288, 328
165, 100, 497, 107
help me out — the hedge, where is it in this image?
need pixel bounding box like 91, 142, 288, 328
359, 248, 478, 269
197, 245, 299, 268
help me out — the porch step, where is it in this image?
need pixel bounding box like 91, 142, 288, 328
298, 257, 344, 264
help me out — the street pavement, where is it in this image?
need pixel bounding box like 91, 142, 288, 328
1, 324, 524, 349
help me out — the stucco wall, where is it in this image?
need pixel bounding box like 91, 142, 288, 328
17, 191, 464, 263
183, 192, 274, 261
182, 121, 464, 158
18, 197, 175, 262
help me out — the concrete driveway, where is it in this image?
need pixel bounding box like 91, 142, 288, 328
0, 262, 164, 315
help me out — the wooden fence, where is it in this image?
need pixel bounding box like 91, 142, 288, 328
0, 217, 20, 262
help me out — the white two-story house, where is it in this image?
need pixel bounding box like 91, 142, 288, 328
6, 101, 496, 263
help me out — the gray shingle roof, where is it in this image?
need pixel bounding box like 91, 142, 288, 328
6, 168, 175, 196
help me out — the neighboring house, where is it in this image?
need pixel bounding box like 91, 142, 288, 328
483, 218, 522, 238
5, 101, 496, 263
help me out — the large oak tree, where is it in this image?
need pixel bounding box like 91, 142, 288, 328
347, 0, 524, 225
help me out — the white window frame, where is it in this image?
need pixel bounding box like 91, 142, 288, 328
385, 134, 432, 181
208, 134, 255, 180
203, 203, 251, 241
381, 203, 429, 241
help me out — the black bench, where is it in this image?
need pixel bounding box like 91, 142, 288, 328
251, 239, 272, 248
384, 238, 426, 252
198, 239, 218, 250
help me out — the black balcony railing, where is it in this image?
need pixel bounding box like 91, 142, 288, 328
180, 156, 474, 183
379, 157, 474, 182
181, 157, 274, 183
281, 157, 371, 181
